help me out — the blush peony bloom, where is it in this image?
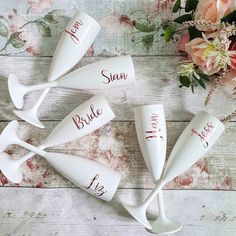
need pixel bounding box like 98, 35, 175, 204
178, 32, 190, 52
185, 33, 236, 75
185, 37, 221, 75
195, 0, 234, 24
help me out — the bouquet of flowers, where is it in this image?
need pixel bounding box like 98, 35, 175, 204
163, 0, 236, 120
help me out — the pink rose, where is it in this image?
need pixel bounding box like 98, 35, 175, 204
178, 32, 190, 52
185, 37, 221, 75
195, 0, 233, 24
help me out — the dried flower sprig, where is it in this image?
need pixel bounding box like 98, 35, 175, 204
221, 109, 236, 123
183, 20, 236, 36
204, 75, 222, 106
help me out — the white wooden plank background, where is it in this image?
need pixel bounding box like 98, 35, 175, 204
0, 189, 236, 236
0, 1, 236, 235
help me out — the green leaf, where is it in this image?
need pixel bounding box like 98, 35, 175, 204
43, 9, 63, 24
134, 21, 156, 32
9, 32, 25, 48
196, 79, 206, 89
37, 21, 51, 37
174, 14, 192, 24
191, 84, 195, 93
188, 26, 202, 40
141, 34, 154, 51
185, 0, 198, 12
164, 26, 174, 42
44, 14, 57, 24
179, 76, 191, 87
221, 10, 236, 23
198, 73, 209, 81
173, 0, 181, 13
0, 21, 8, 38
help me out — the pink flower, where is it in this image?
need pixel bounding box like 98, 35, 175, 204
185, 37, 221, 75
142, 0, 176, 19
99, 14, 133, 33
21, 32, 41, 55
223, 70, 236, 86
230, 40, 236, 69
27, 0, 53, 13
178, 32, 190, 52
8, 12, 28, 33
195, 0, 234, 24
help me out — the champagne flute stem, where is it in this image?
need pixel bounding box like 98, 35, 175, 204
32, 88, 51, 110
17, 144, 46, 165
17, 140, 47, 157
157, 190, 167, 219
142, 181, 165, 209
27, 81, 57, 93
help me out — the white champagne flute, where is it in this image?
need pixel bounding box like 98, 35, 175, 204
13, 11, 101, 128
134, 104, 182, 234
8, 55, 135, 111
0, 94, 115, 184
0, 121, 120, 201
123, 111, 224, 229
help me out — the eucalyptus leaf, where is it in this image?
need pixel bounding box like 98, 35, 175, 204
37, 21, 51, 37
9, 32, 25, 48
0, 21, 8, 38
174, 14, 192, 24
173, 0, 181, 13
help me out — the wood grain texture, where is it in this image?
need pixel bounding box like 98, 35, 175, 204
0, 1, 236, 235
0, 188, 235, 236
0, 121, 234, 190
0, 0, 178, 57
1, 56, 235, 122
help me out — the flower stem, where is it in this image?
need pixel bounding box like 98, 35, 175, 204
221, 109, 236, 123
204, 76, 222, 106
0, 41, 9, 53
19, 20, 38, 29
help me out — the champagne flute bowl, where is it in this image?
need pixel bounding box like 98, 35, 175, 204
134, 104, 181, 233
8, 55, 135, 114
122, 111, 225, 229
0, 95, 115, 183
13, 11, 101, 128
0, 120, 121, 201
